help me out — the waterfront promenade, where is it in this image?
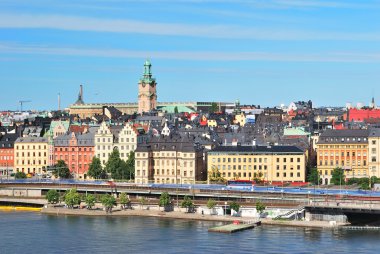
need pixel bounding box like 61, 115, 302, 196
41, 205, 346, 228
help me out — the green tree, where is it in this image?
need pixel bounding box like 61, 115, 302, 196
159, 192, 171, 211
209, 102, 218, 113
119, 193, 131, 210
101, 194, 116, 214
46, 189, 59, 204
255, 200, 266, 216
125, 151, 135, 181
360, 182, 370, 190
15, 171, 27, 179
331, 167, 345, 186
87, 157, 107, 179
105, 149, 128, 180
307, 168, 320, 185
52, 160, 71, 179
64, 189, 81, 209
85, 194, 96, 210
139, 197, 147, 210
229, 201, 240, 213
181, 195, 194, 213
208, 166, 226, 184
207, 199, 217, 210
174, 106, 179, 114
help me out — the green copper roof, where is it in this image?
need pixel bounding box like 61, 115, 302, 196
283, 127, 310, 136
157, 105, 195, 114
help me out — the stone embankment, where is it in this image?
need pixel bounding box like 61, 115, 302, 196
41, 205, 346, 228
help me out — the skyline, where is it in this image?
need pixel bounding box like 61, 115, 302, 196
1, 0, 380, 110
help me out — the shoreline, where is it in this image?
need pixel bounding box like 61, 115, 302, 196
40, 206, 348, 229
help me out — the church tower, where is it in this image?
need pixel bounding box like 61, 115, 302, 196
138, 60, 157, 114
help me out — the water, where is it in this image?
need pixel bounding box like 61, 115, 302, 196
1, 212, 379, 254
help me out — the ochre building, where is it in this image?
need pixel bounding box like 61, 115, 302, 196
207, 145, 306, 183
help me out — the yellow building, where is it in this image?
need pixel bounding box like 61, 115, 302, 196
14, 137, 49, 174
234, 113, 246, 126
317, 129, 369, 185
207, 145, 306, 183
368, 129, 380, 178
207, 119, 217, 127
135, 135, 205, 184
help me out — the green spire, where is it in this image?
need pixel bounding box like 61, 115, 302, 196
141, 59, 155, 83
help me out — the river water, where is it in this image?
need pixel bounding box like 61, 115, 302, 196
0, 212, 379, 254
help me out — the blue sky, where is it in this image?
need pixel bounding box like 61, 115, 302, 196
0, 0, 380, 110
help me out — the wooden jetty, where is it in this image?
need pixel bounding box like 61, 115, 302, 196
208, 220, 261, 233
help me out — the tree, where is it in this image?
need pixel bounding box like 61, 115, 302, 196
255, 200, 266, 216
253, 172, 263, 184
125, 151, 135, 181
229, 201, 240, 213
119, 193, 131, 210
85, 194, 96, 210
159, 192, 171, 211
139, 197, 147, 210
209, 102, 218, 113
105, 149, 128, 180
64, 189, 81, 209
52, 160, 71, 179
101, 194, 116, 214
208, 166, 226, 184
181, 196, 194, 213
46, 189, 59, 204
331, 167, 345, 186
307, 168, 320, 185
174, 106, 179, 114
207, 199, 217, 210
87, 157, 107, 179
15, 171, 27, 179
360, 182, 370, 190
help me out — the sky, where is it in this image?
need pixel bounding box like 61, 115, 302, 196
0, 0, 380, 111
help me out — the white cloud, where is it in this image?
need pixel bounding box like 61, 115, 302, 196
0, 13, 379, 41
1, 43, 379, 63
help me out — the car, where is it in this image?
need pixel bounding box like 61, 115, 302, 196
26, 173, 33, 178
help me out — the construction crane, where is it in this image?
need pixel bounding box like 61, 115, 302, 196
19, 100, 31, 112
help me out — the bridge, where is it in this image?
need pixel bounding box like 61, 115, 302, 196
305, 200, 380, 225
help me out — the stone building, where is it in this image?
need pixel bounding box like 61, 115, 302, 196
94, 122, 148, 166
317, 129, 369, 185
369, 129, 380, 178
207, 145, 306, 183
0, 133, 17, 176
134, 134, 205, 184
54, 132, 95, 179
14, 137, 49, 175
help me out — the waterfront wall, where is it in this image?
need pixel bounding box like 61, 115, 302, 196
0, 188, 42, 197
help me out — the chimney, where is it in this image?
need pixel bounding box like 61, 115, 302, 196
58, 93, 61, 111
80, 84, 83, 99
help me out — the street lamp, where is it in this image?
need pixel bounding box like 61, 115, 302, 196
224, 201, 227, 216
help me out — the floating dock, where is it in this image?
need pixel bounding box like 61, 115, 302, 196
208, 220, 261, 233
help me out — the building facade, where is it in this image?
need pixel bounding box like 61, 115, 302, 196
54, 132, 95, 179
369, 129, 380, 178
135, 135, 205, 184
207, 145, 306, 183
14, 137, 49, 174
138, 60, 157, 114
94, 122, 147, 166
317, 129, 369, 185
0, 133, 17, 176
